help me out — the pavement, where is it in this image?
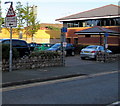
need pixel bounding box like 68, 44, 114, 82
2, 56, 119, 87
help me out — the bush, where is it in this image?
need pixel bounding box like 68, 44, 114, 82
73, 44, 88, 54
30, 51, 60, 59
2, 44, 20, 60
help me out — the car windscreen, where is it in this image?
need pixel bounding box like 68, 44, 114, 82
86, 46, 97, 49
2, 40, 27, 47
0, 39, 2, 43
51, 44, 60, 48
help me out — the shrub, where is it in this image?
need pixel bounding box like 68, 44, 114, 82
2, 44, 20, 60
73, 44, 88, 54
30, 51, 60, 59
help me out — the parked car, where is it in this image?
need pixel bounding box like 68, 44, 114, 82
0, 39, 30, 57
80, 45, 112, 60
47, 43, 75, 56
34, 43, 53, 52
28, 43, 38, 51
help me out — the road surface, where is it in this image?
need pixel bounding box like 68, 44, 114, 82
2, 71, 119, 104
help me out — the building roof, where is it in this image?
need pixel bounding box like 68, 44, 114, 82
40, 23, 63, 28
75, 26, 119, 35
56, 4, 120, 22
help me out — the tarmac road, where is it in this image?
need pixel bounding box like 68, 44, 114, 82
2, 71, 119, 104
2, 55, 119, 87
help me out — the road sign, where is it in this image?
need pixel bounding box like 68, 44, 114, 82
5, 16, 17, 27
5, 3, 17, 27
61, 27, 67, 32
104, 33, 109, 37
6, 4, 16, 17
63, 42, 67, 47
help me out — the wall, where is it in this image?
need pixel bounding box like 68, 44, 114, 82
0, 28, 61, 43
2, 55, 62, 71
66, 26, 120, 46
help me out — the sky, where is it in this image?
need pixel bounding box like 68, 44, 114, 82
1, 0, 119, 24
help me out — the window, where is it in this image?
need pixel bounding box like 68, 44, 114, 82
74, 22, 79, 27
85, 35, 91, 38
3, 40, 10, 44
12, 40, 27, 47
74, 38, 78, 44
66, 38, 71, 43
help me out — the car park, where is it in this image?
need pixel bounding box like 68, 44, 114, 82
28, 43, 38, 51
80, 45, 112, 60
34, 43, 53, 52
0, 39, 30, 57
47, 43, 75, 56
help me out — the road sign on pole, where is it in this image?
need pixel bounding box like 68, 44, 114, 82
61, 27, 67, 66
5, 2, 17, 72
6, 4, 16, 17
5, 16, 17, 27
5, 3, 17, 27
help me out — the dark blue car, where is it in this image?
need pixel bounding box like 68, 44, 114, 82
0, 39, 30, 57
47, 43, 75, 56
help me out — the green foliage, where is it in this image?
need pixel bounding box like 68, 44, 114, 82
15, 2, 40, 41
74, 44, 88, 54
16, 2, 24, 31
2, 44, 20, 60
30, 51, 60, 59
45, 26, 60, 31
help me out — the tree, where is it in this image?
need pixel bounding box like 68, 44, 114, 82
16, 2, 24, 29
24, 9, 40, 42
16, 2, 40, 41
15, 2, 24, 38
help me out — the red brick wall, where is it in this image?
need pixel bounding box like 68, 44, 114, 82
78, 37, 101, 45
77, 36, 119, 46
66, 26, 120, 46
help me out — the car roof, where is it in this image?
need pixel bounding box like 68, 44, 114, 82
0, 39, 26, 42
87, 45, 102, 47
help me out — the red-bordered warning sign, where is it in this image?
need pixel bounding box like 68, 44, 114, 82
6, 4, 16, 17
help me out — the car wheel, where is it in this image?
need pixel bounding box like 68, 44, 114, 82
81, 57, 85, 60
71, 51, 75, 56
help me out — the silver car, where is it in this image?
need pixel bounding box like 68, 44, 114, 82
80, 45, 112, 60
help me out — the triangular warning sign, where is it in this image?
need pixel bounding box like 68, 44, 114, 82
6, 4, 16, 17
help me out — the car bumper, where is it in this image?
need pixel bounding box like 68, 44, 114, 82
80, 53, 96, 59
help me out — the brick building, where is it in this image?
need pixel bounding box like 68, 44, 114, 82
56, 4, 120, 53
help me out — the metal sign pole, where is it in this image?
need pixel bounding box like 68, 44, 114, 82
5, 1, 16, 72
61, 27, 67, 66
61, 32, 65, 66
9, 25, 12, 72
104, 34, 108, 62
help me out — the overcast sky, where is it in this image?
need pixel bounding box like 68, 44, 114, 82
1, 0, 119, 24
